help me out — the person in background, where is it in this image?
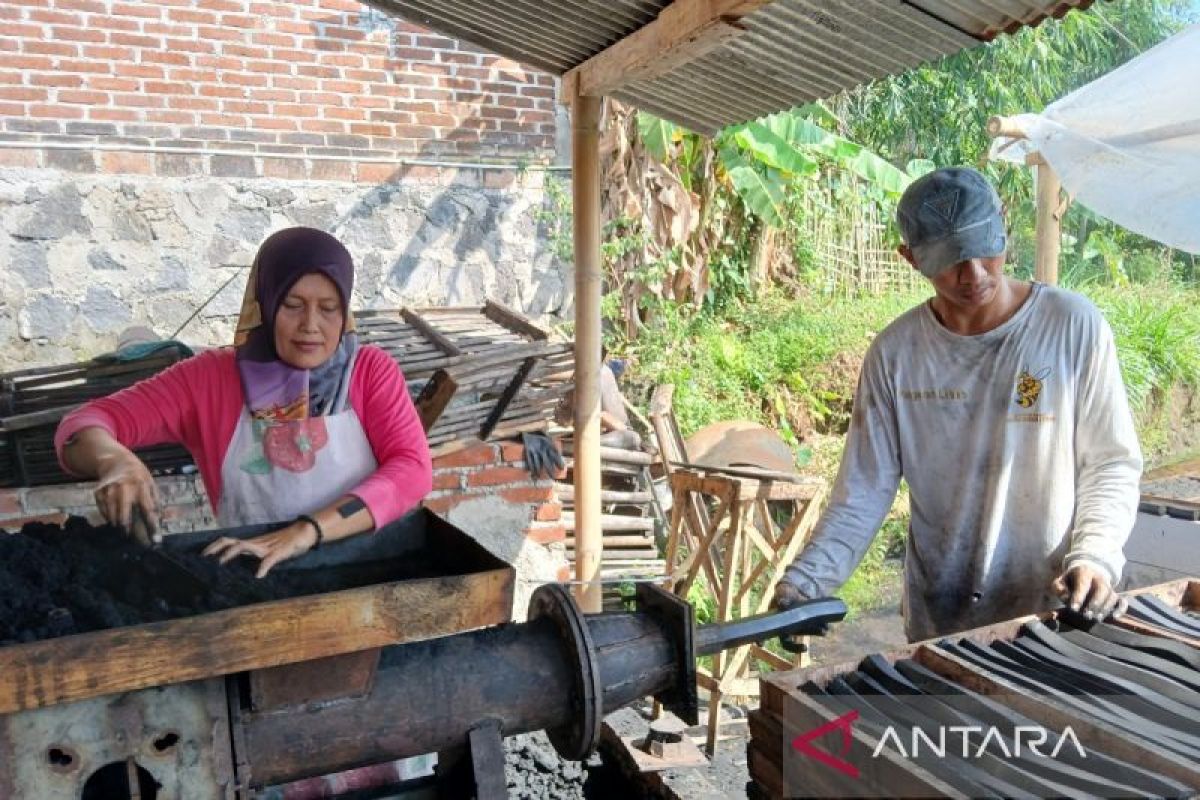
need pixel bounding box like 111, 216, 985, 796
56, 226, 432, 577
773, 167, 1142, 641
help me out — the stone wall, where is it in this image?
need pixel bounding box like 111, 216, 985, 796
0, 162, 572, 369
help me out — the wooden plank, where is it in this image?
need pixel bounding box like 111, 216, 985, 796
750, 644, 794, 672
400, 308, 462, 356
482, 300, 549, 341
561, 513, 655, 532
562, 0, 763, 101
0, 568, 512, 715
554, 484, 652, 504
415, 369, 457, 433
479, 357, 537, 440
565, 533, 654, 548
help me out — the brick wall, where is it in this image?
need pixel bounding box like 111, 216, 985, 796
0, 0, 561, 169
0, 439, 567, 620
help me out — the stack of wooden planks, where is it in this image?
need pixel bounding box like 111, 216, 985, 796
0, 302, 572, 486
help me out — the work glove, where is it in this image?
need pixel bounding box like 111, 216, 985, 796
771, 581, 828, 654
521, 432, 565, 481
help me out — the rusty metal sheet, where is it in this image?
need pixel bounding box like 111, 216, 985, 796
249, 649, 382, 712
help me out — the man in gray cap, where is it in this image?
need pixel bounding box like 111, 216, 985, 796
773, 166, 1142, 642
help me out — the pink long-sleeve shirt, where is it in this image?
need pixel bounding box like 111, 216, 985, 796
54, 346, 433, 528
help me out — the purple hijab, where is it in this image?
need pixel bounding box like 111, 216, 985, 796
234, 227, 358, 420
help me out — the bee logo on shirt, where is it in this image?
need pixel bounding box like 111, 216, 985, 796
1014, 367, 1050, 408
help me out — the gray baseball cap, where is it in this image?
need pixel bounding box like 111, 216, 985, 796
896, 167, 1007, 278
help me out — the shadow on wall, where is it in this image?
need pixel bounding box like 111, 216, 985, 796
307, 8, 572, 318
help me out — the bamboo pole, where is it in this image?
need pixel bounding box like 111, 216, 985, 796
986, 114, 1062, 286
572, 94, 604, 613
1034, 160, 1062, 285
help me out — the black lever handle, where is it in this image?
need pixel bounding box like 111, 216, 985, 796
693, 597, 846, 656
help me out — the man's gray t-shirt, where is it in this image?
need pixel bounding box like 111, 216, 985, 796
784, 284, 1142, 641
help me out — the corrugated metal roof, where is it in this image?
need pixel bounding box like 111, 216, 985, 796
368, 0, 1094, 133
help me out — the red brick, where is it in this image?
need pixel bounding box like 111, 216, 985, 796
167, 96, 219, 111
51, 25, 105, 43
309, 159, 352, 181
28, 9, 82, 25
499, 442, 526, 463
56, 0, 107, 12
431, 472, 462, 491
99, 151, 154, 175
82, 45, 137, 63
0, 149, 39, 167
200, 113, 248, 126
422, 496, 457, 515
85, 15, 140, 32
433, 443, 497, 470
109, 32, 163, 49
114, 62, 163, 79
140, 50, 192, 67
253, 116, 298, 131
273, 75, 319, 90
112, 2, 162, 19
145, 109, 195, 124
0, 491, 22, 516
500, 487, 555, 505
29, 103, 84, 118
6, 22, 45, 39
58, 90, 109, 104
30, 72, 84, 87
89, 107, 138, 121
260, 157, 307, 180
0, 55, 54, 71
168, 8, 218, 25
535, 502, 563, 522
467, 466, 530, 488
0, 86, 47, 101
348, 122, 392, 137
85, 75, 138, 92
0, 513, 68, 530
485, 171, 515, 189
22, 39, 78, 57
322, 106, 365, 121
526, 524, 566, 545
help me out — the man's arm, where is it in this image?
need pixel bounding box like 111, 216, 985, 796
780, 344, 903, 601
1059, 316, 1142, 616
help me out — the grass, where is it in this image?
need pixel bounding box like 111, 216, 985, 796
623, 281, 1200, 618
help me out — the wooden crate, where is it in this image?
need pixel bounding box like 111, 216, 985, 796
0, 509, 513, 715
749, 579, 1200, 799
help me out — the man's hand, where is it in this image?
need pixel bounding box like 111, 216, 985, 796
1052, 564, 1126, 621
94, 453, 161, 542
202, 522, 319, 579
772, 581, 807, 612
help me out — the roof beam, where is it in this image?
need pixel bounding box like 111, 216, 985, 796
562, 0, 772, 102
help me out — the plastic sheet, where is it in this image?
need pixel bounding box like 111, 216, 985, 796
990, 26, 1200, 254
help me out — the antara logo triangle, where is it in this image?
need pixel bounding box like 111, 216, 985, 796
791, 709, 860, 778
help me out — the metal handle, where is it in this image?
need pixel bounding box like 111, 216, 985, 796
693, 597, 846, 656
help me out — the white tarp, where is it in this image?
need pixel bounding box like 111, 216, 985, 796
990, 25, 1200, 254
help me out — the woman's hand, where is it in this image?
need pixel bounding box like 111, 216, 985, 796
94, 452, 161, 543
201, 521, 319, 578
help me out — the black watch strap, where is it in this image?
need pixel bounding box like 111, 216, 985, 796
296, 513, 324, 550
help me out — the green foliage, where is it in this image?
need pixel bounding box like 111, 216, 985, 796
637, 112, 682, 162
534, 174, 573, 262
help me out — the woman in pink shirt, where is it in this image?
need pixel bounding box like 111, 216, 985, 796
56, 227, 433, 577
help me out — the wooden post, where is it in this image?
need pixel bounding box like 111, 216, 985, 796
572, 94, 604, 613
1034, 159, 1062, 285
986, 114, 1063, 286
